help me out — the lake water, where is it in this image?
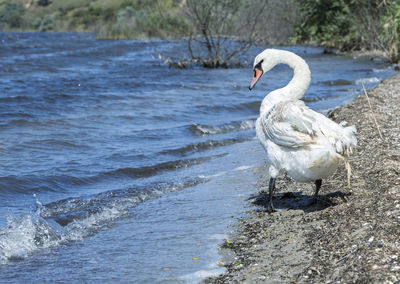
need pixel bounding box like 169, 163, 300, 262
0, 32, 396, 283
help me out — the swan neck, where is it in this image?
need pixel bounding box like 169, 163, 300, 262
259, 50, 311, 116
282, 53, 311, 99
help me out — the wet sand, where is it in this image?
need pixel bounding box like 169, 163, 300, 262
205, 72, 400, 283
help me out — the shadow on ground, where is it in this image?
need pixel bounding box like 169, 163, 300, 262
248, 190, 351, 213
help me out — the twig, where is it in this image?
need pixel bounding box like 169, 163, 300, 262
344, 158, 351, 188
361, 82, 384, 139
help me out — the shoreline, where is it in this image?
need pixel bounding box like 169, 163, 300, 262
1, 31, 396, 64
2, 31, 398, 70
205, 72, 400, 283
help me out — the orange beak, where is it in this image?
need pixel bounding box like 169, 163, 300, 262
249, 68, 263, 90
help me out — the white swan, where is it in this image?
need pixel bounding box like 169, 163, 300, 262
249, 49, 357, 212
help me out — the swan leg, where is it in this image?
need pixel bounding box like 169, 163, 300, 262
309, 179, 322, 205
267, 177, 277, 213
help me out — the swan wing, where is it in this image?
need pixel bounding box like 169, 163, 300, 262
261, 100, 357, 153
288, 101, 357, 154
260, 100, 318, 147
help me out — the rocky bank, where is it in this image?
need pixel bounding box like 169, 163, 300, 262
206, 73, 400, 283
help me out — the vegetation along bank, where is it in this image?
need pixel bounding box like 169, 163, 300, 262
1, 0, 400, 64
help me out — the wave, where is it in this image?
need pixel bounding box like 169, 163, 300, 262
0, 112, 34, 119
196, 101, 260, 114
301, 96, 320, 103
25, 139, 87, 150
97, 153, 227, 180
372, 66, 394, 73
0, 178, 206, 265
0, 154, 225, 194
0, 214, 64, 263
322, 79, 353, 86
160, 137, 251, 156
0, 117, 77, 130
0, 95, 30, 103
190, 119, 255, 136
0, 174, 95, 194
355, 77, 381, 84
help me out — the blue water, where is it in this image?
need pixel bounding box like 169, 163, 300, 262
0, 32, 396, 282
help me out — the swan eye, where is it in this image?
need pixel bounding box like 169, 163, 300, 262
254, 59, 264, 71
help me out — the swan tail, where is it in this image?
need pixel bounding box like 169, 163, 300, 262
335, 124, 356, 187
335, 124, 357, 157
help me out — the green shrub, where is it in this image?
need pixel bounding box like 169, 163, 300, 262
380, 1, 400, 62
32, 17, 42, 29
71, 7, 105, 28
40, 15, 55, 31
295, 0, 400, 62
295, 0, 355, 45
96, 2, 190, 39
32, 15, 55, 31
117, 6, 136, 25
0, 2, 26, 28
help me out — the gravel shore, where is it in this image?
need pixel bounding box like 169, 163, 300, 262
205, 73, 400, 283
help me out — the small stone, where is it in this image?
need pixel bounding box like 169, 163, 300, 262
391, 265, 400, 271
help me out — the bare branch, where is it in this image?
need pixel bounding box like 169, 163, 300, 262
183, 0, 298, 67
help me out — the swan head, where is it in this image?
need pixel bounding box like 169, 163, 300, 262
249, 49, 281, 90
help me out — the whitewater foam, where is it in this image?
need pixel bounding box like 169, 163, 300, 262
180, 267, 225, 284
0, 214, 64, 264
0, 179, 208, 265
355, 77, 380, 84
234, 165, 253, 171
